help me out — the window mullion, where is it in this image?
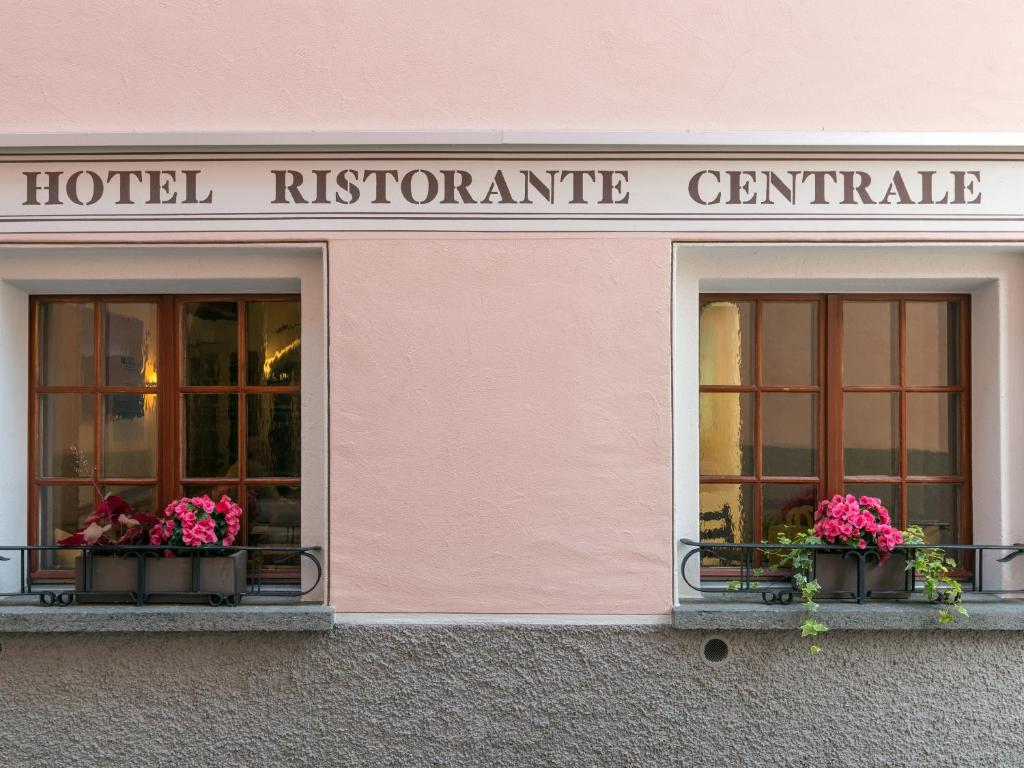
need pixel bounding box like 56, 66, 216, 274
825, 295, 843, 498
898, 299, 908, 529
92, 301, 101, 505
158, 295, 175, 512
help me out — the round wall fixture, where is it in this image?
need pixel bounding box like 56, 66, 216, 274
701, 637, 730, 666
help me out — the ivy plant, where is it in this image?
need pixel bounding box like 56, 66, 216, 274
902, 524, 969, 624
775, 531, 829, 654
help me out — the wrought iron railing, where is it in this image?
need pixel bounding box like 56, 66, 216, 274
679, 538, 1024, 603
0, 545, 323, 606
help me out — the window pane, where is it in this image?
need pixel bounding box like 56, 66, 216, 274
38, 394, 94, 478
843, 301, 898, 386
761, 301, 817, 386
699, 392, 754, 476
907, 301, 961, 385
246, 394, 300, 478
183, 302, 238, 386
39, 485, 94, 569
248, 485, 301, 573
101, 485, 158, 517
762, 393, 818, 477
247, 301, 301, 386
183, 393, 238, 478
102, 394, 157, 478
102, 302, 158, 387
843, 483, 901, 526
699, 300, 753, 386
182, 484, 239, 506
763, 483, 817, 543
844, 392, 899, 477
699, 483, 754, 566
907, 393, 961, 476
908, 484, 961, 545
39, 301, 94, 386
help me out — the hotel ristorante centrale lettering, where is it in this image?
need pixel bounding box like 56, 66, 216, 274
0, 153, 1017, 231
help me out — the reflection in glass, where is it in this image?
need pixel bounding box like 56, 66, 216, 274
699, 483, 754, 566
247, 301, 301, 386
248, 485, 301, 576
183, 302, 238, 386
103, 302, 158, 387
907, 393, 960, 476
699, 392, 754, 476
844, 393, 899, 477
38, 394, 94, 478
907, 301, 961, 385
844, 483, 901, 527
699, 300, 754, 386
762, 302, 817, 386
39, 485, 93, 569
101, 485, 158, 517
763, 484, 818, 543
184, 394, 238, 478
39, 301, 94, 386
247, 394, 300, 478
908, 484, 961, 545
102, 394, 157, 478
843, 301, 898, 386
762, 393, 818, 477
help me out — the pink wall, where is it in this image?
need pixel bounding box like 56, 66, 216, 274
3, 1, 1024, 132
329, 236, 672, 613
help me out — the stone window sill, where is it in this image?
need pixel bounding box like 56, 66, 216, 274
0, 604, 335, 633
673, 599, 1024, 631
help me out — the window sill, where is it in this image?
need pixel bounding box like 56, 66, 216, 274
673, 598, 1024, 631
0, 603, 335, 633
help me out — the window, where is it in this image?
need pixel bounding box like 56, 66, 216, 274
30, 296, 301, 578
698, 295, 970, 569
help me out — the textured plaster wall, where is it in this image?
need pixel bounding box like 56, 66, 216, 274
329, 236, 673, 612
3, 1, 1024, 133
1, 626, 1021, 767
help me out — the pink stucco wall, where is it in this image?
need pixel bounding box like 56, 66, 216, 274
329, 236, 672, 613
3, 1, 1024, 132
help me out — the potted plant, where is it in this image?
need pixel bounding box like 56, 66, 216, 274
773, 494, 968, 653
809, 494, 908, 598
62, 492, 246, 604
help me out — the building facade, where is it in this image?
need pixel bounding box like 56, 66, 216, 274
3, 3, 1024, 766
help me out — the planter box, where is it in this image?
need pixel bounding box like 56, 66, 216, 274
812, 550, 909, 599
73, 551, 247, 604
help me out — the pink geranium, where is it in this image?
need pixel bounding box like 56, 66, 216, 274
150, 494, 244, 551
813, 494, 904, 554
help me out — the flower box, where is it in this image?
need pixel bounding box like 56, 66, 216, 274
73, 551, 247, 604
812, 550, 909, 599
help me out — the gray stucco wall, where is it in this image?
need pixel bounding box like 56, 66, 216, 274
0, 625, 1020, 767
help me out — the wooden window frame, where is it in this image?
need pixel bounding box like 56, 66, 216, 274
28, 294, 300, 580
699, 293, 972, 575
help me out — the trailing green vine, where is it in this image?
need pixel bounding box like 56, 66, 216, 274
776, 531, 829, 654
903, 525, 969, 624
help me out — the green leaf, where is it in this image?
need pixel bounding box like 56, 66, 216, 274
800, 620, 829, 637
809, 644, 822, 654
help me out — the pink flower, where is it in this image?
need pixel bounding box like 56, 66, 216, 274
857, 539, 867, 549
